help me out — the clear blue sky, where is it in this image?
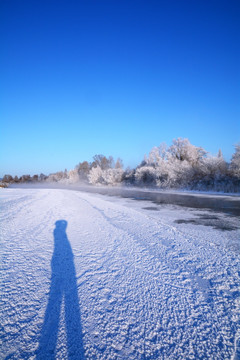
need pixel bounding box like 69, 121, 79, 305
1, 0, 239, 177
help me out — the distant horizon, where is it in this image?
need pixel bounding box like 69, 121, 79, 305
1, 0, 239, 178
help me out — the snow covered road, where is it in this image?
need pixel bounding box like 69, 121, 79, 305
1, 188, 239, 359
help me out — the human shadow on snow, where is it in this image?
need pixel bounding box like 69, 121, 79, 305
36, 220, 85, 359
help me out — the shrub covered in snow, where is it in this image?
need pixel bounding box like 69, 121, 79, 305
88, 165, 104, 185
88, 166, 124, 185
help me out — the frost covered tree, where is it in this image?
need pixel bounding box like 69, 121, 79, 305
149, 143, 168, 165
197, 156, 226, 181
133, 138, 233, 189
91, 155, 114, 170
39, 173, 47, 181
3, 175, 13, 183
138, 139, 203, 188
46, 174, 57, 182
217, 149, 223, 158
20, 175, 31, 182
88, 156, 124, 185
75, 161, 90, 181
140, 143, 170, 186
122, 167, 136, 184
67, 169, 79, 183
135, 166, 157, 185
230, 143, 240, 178
88, 165, 124, 186
102, 168, 124, 185
32, 175, 39, 182
115, 158, 123, 169
88, 165, 104, 185
168, 138, 206, 166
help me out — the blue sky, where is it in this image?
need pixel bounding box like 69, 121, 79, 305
1, 0, 239, 177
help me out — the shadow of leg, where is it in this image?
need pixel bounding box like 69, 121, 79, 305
65, 285, 85, 360
36, 278, 62, 360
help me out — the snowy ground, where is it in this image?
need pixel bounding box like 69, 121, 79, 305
0, 188, 239, 359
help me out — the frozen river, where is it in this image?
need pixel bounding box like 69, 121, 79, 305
12, 183, 240, 216
1, 188, 239, 359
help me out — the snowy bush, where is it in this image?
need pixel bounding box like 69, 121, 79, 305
88, 166, 124, 185
88, 165, 104, 185
135, 166, 157, 185
66, 169, 79, 183
102, 168, 124, 185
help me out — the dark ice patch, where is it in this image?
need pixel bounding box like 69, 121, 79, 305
174, 215, 239, 231
142, 206, 159, 211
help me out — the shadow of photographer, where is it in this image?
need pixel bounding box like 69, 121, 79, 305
37, 220, 85, 359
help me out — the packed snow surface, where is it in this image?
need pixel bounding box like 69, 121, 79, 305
1, 188, 239, 359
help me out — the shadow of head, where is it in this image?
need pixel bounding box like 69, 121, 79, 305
55, 220, 68, 231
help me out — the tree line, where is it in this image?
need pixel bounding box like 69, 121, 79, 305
2, 138, 240, 192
